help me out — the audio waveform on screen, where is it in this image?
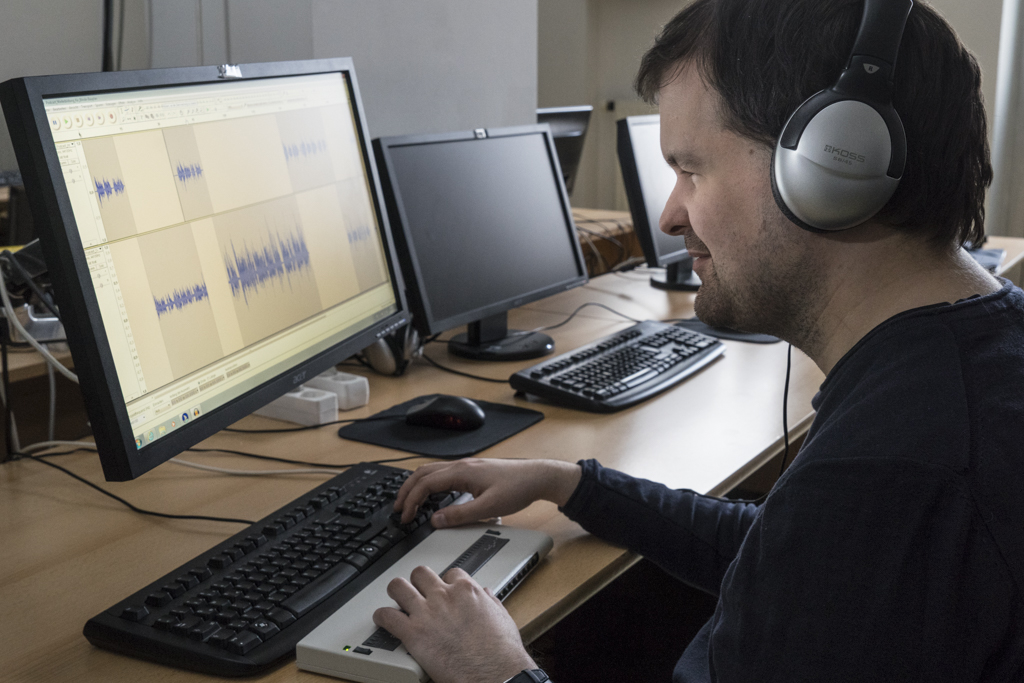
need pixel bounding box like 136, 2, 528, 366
283, 139, 328, 162
154, 281, 210, 318
174, 162, 204, 187
347, 225, 373, 244
94, 177, 126, 203
224, 226, 313, 304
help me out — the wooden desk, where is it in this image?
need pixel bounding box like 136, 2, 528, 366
3, 237, 1024, 682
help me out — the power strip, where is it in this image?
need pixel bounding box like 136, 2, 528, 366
253, 369, 371, 426
253, 387, 338, 426
304, 369, 370, 411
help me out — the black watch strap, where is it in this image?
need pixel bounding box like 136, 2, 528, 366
503, 669, 550, 683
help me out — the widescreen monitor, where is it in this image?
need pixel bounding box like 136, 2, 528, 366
0, 59, 408, 480
617, 114, 701, 291
374, 124, 588, 361
536, 105, 592, 197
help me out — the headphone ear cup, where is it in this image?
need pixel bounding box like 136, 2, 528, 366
772, 95, 904, 231
402, 326, 420, 361
361, 324, 417, 375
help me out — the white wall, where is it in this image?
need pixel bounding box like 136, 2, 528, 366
0, 1, 104, 170
540, 0, 1008, 211
0, 0, 538, 172
129, 0, 539, 139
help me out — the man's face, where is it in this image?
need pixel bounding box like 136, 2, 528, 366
658, 64, 822, 337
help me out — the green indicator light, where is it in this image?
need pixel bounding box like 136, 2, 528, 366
343, 646, 351, 651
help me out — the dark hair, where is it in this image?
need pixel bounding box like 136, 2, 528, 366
636, 0, 991, 248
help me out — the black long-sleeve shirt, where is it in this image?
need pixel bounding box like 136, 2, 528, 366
561, 280, 1024, 682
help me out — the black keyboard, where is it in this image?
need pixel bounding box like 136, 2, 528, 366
509, 320, 725, 412
84, 463, 459, 676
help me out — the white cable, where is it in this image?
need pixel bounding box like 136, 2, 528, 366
20, 440, 97, 453
169, 458, 340, 477
0, 270, 78, 383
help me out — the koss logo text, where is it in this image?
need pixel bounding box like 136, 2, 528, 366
824, 145, 866, 165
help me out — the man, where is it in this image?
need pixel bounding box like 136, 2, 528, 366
372, 0, 1024, 680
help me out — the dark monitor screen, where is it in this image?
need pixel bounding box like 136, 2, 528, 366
0, 59, 408, 480
617, 114, 700, 291
374, 125, 587, 361
536, 106, 592, 196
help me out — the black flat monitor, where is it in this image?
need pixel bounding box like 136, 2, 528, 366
617, 114, 701, 291
536, 105, 592, 197
0, 59, 408, 480
374, 124, 588, 361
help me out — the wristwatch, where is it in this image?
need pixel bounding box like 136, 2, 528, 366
502, 670, 550, 683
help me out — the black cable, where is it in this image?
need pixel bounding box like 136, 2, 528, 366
1, 322, 12, 463
532, 301, 641, 332
116, 0, 126, 71
703, 342, 793, 507
17, 453, 255, 525
575, 225, 628, 267
102, 0, 115, 71
186, 447, 428, 468
418, 353, 509, 384
0, 253, 61, 321
777, 343, 793, 479
224, 415, 401, 434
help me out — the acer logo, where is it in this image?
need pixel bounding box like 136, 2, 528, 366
824, 145, 866, 163
292, 371, 307, 384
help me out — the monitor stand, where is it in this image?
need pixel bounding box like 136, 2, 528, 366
651, 258, 701, 291
448, 312, 554, 361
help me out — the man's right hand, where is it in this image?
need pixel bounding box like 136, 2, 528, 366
392, 458, 583, 528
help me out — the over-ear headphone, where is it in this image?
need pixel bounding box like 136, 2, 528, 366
772, 0, 913, 232
361, 323, 420, 376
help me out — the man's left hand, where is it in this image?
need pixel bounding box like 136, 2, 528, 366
372, 565, 537, 683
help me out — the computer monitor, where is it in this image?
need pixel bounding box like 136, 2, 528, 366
374, 124, 588, 361
536, 105, 592, 197
0, 59, 408, 480
617, 114, 701, 291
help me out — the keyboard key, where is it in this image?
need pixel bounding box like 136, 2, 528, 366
227, 630, 262, 655
207, 628, 236, 648
188, 620, 220, 642
145, 592, 172, 607
281, 561, 359, 616
119, 605, 149, 622
249, 620, 280, 640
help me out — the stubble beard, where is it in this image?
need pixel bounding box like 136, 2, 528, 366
692, 209, 824, 348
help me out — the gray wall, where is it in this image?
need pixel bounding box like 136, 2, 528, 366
0, 0, 538, 172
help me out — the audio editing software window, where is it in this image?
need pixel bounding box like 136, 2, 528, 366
43, 72, 397, 449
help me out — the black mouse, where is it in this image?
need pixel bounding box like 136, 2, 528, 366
405, 395, 486, 431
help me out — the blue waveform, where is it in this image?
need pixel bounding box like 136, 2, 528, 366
154, 281, 210, 318
175, 162, 204, 187
94, 177, 126, 203
224, 225, 313, 305
283, 139, 328, 162
347, 225, 373, 244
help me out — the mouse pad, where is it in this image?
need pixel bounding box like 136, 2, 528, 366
337, 395, 544, 459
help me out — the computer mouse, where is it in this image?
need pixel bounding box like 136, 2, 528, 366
404, 395, 486, 431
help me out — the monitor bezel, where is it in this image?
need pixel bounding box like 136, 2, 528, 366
373, 124, 588, 339
617, 114, 691, 268
0, 58, 409, 480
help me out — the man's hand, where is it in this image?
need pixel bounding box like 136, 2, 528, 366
372, 566, 536, 683
394, 458, 582, 528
